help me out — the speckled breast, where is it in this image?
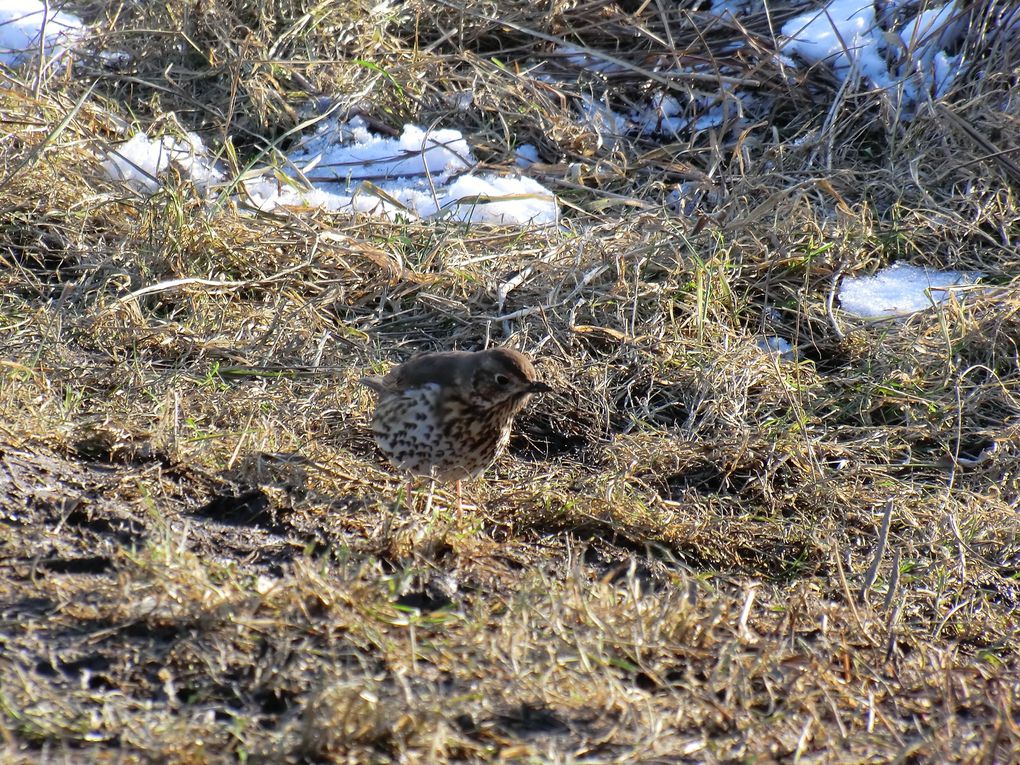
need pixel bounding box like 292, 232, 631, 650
371, 385, 518, 482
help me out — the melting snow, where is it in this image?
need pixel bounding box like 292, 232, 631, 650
514, 144, 539, 168
781, 0, 965, 113
102, 132, 223, 194
577, 94, 632, 150
289, 121, 471, 182
0, 0, 84, 67
559, 44, 628, 75
782, 0, 890, 85
102, 118, 558, 228
757, 336, 795, 360
839, 262, 980, 317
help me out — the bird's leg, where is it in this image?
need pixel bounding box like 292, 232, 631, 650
455, 480, 462, 514
423, 470, 436, 516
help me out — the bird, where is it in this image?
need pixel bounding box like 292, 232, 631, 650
359, 348, 551, 509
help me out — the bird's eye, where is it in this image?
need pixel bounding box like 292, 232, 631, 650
494, 373, 510, 386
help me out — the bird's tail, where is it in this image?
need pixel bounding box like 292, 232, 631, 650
359, 375, 387, 394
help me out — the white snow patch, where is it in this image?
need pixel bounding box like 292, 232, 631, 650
633, 93, 690, 136
781, 0, 967, 115
514, 143, 539, 168
757, 336, 795, 360
258, 118, 557, 226
782, 0, 890, 86
711, 0, 751, 18
839, 262, 980, 317
667, 181, 722, 216
103, 132, 224, 194
442, 174, 557, 226
710, 0, 769, 16
931, 50, 961, 98
0, 0, 84, 67
559, 44, 628, 74
247, 172, 558, 227
899, 1, 960, 50
102, 117, 558, 228
896, 2, 964, 102
631, 90, 747, 137
99, 49, 132, 69
446, 90, 473, 111
242, 176, 399, 218
578, 94, 632, 150
289, 120, 472, 182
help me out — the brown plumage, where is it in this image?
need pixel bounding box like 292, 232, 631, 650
360, 349, 551, 489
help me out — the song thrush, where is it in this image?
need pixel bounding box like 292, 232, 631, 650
360, 348, 551, 504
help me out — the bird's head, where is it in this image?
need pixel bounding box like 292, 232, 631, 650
467, 348, 551, 410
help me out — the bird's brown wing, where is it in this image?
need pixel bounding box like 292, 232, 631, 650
377, 351, 469, 393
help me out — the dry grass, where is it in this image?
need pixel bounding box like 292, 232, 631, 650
2, 0, 1020, 762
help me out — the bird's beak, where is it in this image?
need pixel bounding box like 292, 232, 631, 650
528, 381, 553, 394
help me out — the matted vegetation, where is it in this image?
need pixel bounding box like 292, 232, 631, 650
1, 0, 1019, 762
